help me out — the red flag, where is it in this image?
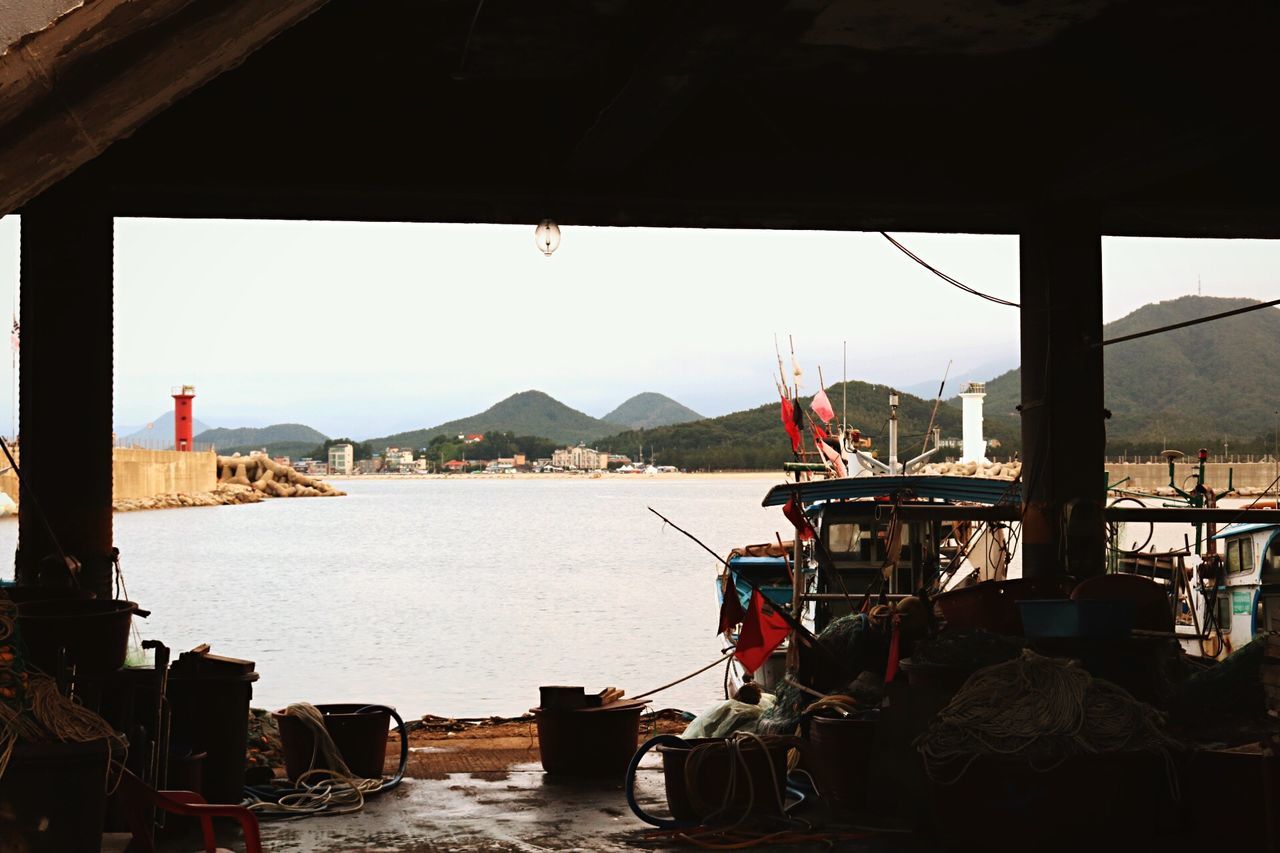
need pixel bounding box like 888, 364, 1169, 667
734, 589, 791, 673
717, 573, 746, 636
812, 421, 829, 443
782, 496, 816, 540
811, 389, 835, 423
780, 395, 802, 454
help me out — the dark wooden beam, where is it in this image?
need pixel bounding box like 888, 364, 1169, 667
570, 0, 835, 176
17, 183, 114, 596
1020, 208, 1106, 579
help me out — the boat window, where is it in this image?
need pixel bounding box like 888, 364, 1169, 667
827, 522, 862, 554
1225, 538, 1254, 576
1217, 592, 1233, 630
1263, 535, 1280, 584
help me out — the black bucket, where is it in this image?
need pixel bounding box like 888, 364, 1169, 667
658, 736, 796, 823
275, 704, 391, 781
0, 737, 123, 852
535, 702, 647, 777
804, 716, 877, 817
15, 599, 136, 676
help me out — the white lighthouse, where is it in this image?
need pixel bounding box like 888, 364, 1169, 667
959, 381, 989, 464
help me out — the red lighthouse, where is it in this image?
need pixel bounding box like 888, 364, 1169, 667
172, 385, 196, 451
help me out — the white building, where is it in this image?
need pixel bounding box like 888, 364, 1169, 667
328, 443, 355, 475
551, 443, 609, 470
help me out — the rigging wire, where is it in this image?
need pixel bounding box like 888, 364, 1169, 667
879, 232, 1020, 308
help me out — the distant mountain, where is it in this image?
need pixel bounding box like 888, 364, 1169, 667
603, 392, 704, 430
118, 411, 213, 448
972, 296, 1280, 451
898, 354, 1019, 401
595, 379, 1021, 470
194, 423, 328, 451
367, 390, 616, 449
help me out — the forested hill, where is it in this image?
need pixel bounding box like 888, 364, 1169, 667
367, 390, 616, 448
194, 423, 327, 448
603, 392, 703, 429
975, 296, 1280, 452
596, 379, 1021, 470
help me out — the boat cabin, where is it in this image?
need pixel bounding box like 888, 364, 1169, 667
1205, 523, 1280, 655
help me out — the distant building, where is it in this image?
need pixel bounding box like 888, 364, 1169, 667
328, 443, 354, 475
293, 457, 328, 475
384, 447, 415, 472
443, 459, 469, 472
457, 433, 485, 444
552, 443, 609, 470
355, 458, 382, 474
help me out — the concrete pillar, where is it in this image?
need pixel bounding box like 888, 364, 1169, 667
16, 187, 114, 597
1019, 209, 1107, 580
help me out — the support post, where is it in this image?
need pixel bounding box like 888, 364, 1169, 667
1019, 210, 1107, 579
16, 187, 114, 597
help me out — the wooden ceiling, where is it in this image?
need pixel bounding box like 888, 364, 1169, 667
15, 0, 1280, 236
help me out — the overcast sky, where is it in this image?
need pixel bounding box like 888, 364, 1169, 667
0, 215, 1277, 439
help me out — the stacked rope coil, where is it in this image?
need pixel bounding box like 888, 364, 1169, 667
245, 702, 401, 819
916, 649, 1180, 790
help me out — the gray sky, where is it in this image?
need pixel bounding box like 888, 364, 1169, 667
0, 215, 1277, 439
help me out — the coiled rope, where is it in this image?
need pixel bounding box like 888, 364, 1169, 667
244, 702, 405, 819
916, 650, 1180, 793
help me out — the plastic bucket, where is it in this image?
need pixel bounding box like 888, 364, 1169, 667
274, 704, 390, 781
15, 599, 136, 676
0, 737, 123, 852
804, 716, 877, 816
535, 704, 645, 777
657, 736, 796, 823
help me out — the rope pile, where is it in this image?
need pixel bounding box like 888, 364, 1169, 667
245, 703, 387, 819
0, 594, 126, 789
917, 650, 1179, 786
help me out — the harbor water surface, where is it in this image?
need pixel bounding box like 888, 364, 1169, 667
0, 476, 783, 717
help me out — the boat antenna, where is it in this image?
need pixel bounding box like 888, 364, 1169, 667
921, 359, 952, 456
842, 340, 847, 432
789, 335, 802, 395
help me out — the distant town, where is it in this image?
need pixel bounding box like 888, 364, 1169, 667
243, 435, 680, 477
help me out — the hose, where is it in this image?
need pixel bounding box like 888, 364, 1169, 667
625, 734, 695, 830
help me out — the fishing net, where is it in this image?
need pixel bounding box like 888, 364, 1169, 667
916, 649, 1179, 786
907, 629, 1025, 671
757, 614, 889, 735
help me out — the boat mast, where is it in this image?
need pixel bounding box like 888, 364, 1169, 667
888, 392, 900, 475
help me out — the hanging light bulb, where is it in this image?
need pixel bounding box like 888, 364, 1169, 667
534, 219, 561, 257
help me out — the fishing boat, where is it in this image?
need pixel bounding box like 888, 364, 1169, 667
717, 388, 1022, 694
1106, 449, 1280, 659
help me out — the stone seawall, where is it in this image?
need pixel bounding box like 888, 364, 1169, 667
1106, 461, 1280, 492
113, 447, 217, 500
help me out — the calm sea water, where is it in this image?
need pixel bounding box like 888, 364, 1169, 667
0, 477, 783, 718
